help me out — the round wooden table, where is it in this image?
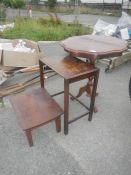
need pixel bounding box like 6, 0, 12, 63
61, 35, 127, 64
60, 35, 128, 112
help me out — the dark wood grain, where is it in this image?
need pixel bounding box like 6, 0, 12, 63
40, 55, 98, 80
60, 35, 128, 63
10, 88, 63, 146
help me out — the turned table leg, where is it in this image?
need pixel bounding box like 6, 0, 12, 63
25, 129, 33, 147
71, 76, 98, 113
55, 116, 61, 132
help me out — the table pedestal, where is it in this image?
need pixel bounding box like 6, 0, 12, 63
71, 76, 98, 112
60, 35, 127, 113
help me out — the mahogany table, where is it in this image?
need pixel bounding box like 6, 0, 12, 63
61, 35, 128, 104
39, 35, 127, 135
61, 35, 127, 64
39, 56, 99, 135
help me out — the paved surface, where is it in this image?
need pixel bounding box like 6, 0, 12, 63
6, 8, 119, 27
0, 42, 131, 175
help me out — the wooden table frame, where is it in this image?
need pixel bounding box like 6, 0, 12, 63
39, 56, 99, 135
61, 35, 128, 102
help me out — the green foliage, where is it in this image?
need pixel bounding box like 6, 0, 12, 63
38, 16, 61, 25
0, 6, 6, 20
3, 0, 12, 7
48, 0, 57, 10
12, 0, 25, 8
0, 17, 92, 41
3, 0, 25, 8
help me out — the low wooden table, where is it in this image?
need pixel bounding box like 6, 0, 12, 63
61, 35, 128, 101
10, 88, 63, 146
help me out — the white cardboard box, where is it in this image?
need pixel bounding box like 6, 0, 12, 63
3, 50, 39, 67
0, 39, 41, 67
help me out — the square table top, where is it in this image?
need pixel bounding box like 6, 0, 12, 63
40, 55, 97, 80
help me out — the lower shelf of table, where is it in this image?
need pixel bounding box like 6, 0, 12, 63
51, 91, 91, 124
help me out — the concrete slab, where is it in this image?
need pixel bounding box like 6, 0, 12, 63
0, 42, 131, 175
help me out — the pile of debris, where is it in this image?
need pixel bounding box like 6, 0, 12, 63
0, 67, 55, 101
93, 12, 131, 40
93, 12, 131, 72
0, 39, 56, 103
0, 22, 14, 32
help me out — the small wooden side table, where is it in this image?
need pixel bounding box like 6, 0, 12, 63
39, 55, 99, 135
10, 88, 63, 146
